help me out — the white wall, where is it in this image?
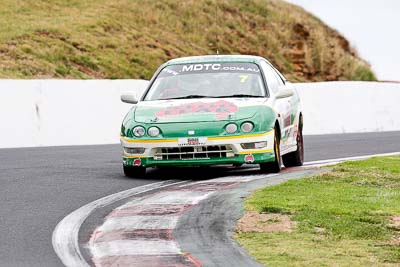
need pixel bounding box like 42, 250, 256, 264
296, 82, 400, 135
0, 80, 399, 148
0, 80, 148, 148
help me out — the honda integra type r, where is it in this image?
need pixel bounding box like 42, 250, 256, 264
120, 55, 304, 177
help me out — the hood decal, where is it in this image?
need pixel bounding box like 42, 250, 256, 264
133, 98, 267, 123
155, 100, 238, 120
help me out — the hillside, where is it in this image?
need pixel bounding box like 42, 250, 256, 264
0, 0, 375, 81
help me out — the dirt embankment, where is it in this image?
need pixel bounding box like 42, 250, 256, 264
0, 0, 375, 81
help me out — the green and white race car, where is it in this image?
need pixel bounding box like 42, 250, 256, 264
120, 55, 304, 177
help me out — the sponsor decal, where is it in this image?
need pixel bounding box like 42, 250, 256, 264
159, 62, 261, 77
277, 101, 292, 128
133, 158, 142, 166
293, 124, 298, 137
178, 137, 207, 146
188, 138, 200, 146
284, 115, 291, 128
182, 63, 222, 72
161, 68, 179, 76
180, 63, 259, 73
155, 100, 238, 120
244, 154, 255, 163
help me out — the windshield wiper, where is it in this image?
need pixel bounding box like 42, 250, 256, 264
160, 94, 265, 100
214, 94, 265, 98
160, 95, 209, 100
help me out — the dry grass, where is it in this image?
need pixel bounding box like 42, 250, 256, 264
237, 211, 295, 233
0, 0, 376, 81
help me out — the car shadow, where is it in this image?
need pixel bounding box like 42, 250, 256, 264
142, 165, 265, 181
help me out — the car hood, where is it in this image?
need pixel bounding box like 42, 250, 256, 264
133, 98, 267, 123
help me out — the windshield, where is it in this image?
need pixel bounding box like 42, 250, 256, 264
144, 62, 267, 101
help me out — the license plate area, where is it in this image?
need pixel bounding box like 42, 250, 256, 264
178, 137, 207, 147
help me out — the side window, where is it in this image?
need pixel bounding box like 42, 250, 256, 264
273, 68, 286, 85
260, 61, 283, 94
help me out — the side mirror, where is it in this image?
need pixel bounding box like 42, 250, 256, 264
121, 94, 138, 104
275, 87, 294, 99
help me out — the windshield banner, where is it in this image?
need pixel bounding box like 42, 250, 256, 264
160, 62, 260, 77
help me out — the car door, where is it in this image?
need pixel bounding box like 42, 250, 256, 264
260, 61, 296, 151
278, 80, 300, 150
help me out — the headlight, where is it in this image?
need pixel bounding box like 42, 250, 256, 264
241, 122, 254, 133
133, 126, 145, 137
225, 123, 238, 134
148, 127, 160, 137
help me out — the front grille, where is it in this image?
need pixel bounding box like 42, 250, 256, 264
154, 145, 233, 160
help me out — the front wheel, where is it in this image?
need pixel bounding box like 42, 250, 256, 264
123, 165, 146, 178
283, 116, 304, 167
260, 128, 282, 173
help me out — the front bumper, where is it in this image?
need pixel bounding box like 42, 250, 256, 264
121, 130, 275, 168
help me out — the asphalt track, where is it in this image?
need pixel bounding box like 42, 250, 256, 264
175, 168, 323, 267
0, 131, 400, 266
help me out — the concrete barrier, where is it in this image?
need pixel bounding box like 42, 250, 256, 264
0, 80, 148, 148
0, 80, 399, 148
295, 82, 400, 135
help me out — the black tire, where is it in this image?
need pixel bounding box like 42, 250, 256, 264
123, 165, 146, 178
260, 127, 282, 173
283, 116, 304, 167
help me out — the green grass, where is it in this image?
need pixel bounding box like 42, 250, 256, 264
0, 0, 376, 81
236, 156, 400, 266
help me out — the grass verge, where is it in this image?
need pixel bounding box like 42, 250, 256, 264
236, 156, 400, 266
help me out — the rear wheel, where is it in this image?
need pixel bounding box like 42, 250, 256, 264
123, 165, 146, 178
260, 127, 282, 173
283, 116, 304, 167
